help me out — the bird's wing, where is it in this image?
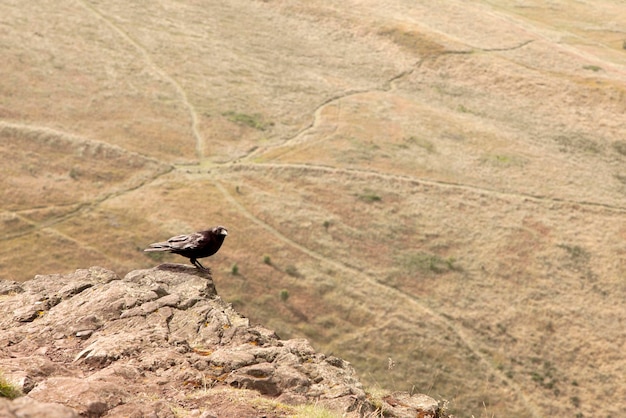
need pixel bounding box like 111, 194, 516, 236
167, 232, 205, 250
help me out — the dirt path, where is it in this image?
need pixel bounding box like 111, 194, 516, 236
217, 162, 626, 213
76, 0, 205, 159
1, 162, 172, 242
240, 35, 538, 165
0, 121, 174, 241
212, 177, 543, 418
478, 2, 626, 77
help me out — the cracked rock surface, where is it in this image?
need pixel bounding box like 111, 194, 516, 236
0, 266, 441, 417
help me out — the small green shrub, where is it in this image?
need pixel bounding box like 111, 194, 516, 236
279, 289, 289, 302
222, 111, 273, 131
285, 265, 300, 278
263, 255, 272, 265
554, 134, 601, 154
231, 263, 239, 275
69, 167, 80, 180
612, 140, 626, 156
0, 374, 21, 399
357, 190, 382, 203
557, 244, 590, 262
402, 252, 460, 274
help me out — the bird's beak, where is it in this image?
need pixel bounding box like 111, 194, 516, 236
221, 229, 228, 236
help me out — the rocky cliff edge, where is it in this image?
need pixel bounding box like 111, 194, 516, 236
0, 266, 446, 417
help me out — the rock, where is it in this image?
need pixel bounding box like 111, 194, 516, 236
0, 265, 383, 417
0, 355, 73, 393
0, 280, 23, 295
103, 400, 176, 418
381, 392, 441, 418
28, 376, 127, 416
0, 397, 78, 418
0, 266, 448, 417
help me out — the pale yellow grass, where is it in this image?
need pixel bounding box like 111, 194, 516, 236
1, 1, 625, 417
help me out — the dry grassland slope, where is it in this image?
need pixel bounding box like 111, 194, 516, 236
1, 0, 625, 417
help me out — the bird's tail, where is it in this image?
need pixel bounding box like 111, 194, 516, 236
144, 243, 172, 252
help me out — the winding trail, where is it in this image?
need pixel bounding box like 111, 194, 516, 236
0, 121, 174, 242
243, 88, 370, 162
76, 0, 205, 159
1, 162, 173, 242
4, 4, 624, 417
240, 36, 537, 165
45, 227, 122, 266
213, 178, 543, 418
219, 162, 626, 213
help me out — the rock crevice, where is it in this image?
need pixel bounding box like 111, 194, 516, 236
0, 266, 443, 417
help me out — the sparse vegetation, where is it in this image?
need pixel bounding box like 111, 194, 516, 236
186, 386, 344, 417
480, 153, 525, 167
377, 26, 445, 56
231, 263, 239, 275
285, 265, 301, 278
291, 404, 344, 418
357, 190, 382, 203
558, 243, 590, 262
529, 360, 560, 395
279, 289, 289, 302
612, 140, 626, 156
222, 111, 273, 131
2, 1, 624, 417
402, 136, 436, 153
69, 167, 80, 180
402, 252, 460, 275
554, 134, 602, 154
0, 373, 21, 399
263, 255, 272, 265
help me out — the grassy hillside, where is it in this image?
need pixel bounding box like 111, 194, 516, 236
1, 1, 625, 417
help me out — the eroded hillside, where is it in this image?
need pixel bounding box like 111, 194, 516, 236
1, 1, 625, 417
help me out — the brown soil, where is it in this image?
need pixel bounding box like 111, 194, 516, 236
1, 1, 625, 417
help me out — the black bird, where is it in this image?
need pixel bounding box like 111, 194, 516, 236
144, 226, 228, 271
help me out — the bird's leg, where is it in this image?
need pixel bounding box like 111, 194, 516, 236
191, 258, 211, 273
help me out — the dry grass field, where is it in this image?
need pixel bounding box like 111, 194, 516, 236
1, 1, 625, 417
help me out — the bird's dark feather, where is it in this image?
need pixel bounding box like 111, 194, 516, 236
144, 226, 227, 271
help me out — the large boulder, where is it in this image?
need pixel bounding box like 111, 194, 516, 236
0, 265, 445, 417
0, 265, 379, 416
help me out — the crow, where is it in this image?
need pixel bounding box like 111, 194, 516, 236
144, 226, 228, 272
